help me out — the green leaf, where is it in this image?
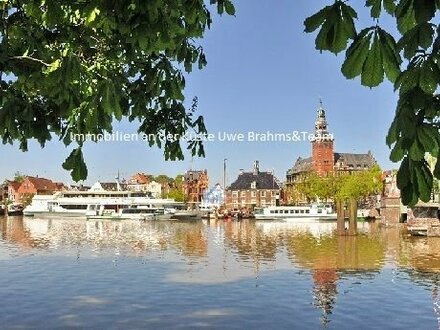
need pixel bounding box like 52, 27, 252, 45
413, 0, 436, 23
396, 156, 410, 189
304, 6, 330, 33
62, 148, 88, 182
224, 1, 235, 15
409, 138, 425, 160
419, 57, 440, 94
43, 59, 61, 74
305, 1, 357, 54
361, 31, 384, 87
386, 117, 399, 146
414, 161, 433, 201
390, 139, 405, 161
384, 0, 397, 14
417, 124, 439, 153
86, 7, 100, 24
341, 28, 373, 79
396, 0, 417, 33
378, 28, 402, 82
434, 157, 440, 179
366, 0, 382, 18
397, 22, 435, 59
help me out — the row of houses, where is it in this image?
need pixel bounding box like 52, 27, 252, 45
0, 174, 165, 205
0, 171, 212, 206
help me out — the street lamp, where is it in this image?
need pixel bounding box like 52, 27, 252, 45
223, 158, 227, 189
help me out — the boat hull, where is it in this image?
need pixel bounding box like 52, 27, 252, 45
87, 214, 173, 221
254, 215, 337, 221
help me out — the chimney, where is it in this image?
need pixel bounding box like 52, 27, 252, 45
239, 169, 244, 175
253, 161, 259, 175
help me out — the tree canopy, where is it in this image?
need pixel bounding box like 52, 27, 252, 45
297, 166, 383, 202
305, 0, 440, 205
0, 0, 235, 181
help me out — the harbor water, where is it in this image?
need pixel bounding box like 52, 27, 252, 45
0, 216, 439, 329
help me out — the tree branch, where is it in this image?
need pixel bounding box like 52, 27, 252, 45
10, 55, 50, 67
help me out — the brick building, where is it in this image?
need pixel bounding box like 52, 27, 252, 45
226, 161, 282, 210
14, 176, 64, 203
183, 170, 209, 207
286, 102, 376, 203
127, 172, 151, 191
7, 181, 22, 203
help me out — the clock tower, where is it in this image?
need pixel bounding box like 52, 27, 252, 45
311, 100, 334, 175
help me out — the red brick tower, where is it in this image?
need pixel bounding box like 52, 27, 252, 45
312, 100, 334, 175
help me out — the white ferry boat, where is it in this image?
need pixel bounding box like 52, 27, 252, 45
23, 190, 180, 218
86, 207, 173, 221
254, 203, 337, 221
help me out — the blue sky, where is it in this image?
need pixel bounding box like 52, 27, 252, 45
0, 1, 398, 186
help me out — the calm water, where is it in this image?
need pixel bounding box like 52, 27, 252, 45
0, 216, 439, 329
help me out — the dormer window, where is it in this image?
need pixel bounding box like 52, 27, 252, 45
251, 181, 256, 189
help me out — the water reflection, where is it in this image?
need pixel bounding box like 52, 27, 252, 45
1, 217, 440, 328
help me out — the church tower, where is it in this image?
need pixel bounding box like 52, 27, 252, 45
312, 100, 334, 175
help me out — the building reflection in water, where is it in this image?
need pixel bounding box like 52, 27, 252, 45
0, 216, 51, 251
4, 216, 440, 325
399, 235, 440, 329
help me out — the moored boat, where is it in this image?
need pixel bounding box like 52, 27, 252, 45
86, 207, 173, 221
7, 204, 24, 216
254, 203, 336, 221
23, 190, 179, 218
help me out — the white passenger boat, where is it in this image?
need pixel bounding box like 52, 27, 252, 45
23, 190, 180, 218
86, 207, 173, 221
165, 205, 202, 220
254, 203, 337, 221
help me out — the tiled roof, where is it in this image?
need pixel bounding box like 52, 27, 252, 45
8, 181, 21, 191
334, 152, 376, 168
289, 157, 313, 174
27, 176, 58, 191
288, 152, 376, 175
228, 171, 281, 190
26, 176, 59, 191
129, 173, 150, 185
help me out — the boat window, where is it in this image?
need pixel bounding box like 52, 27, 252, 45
284, 210, 289, 214
317, 209, 322, 213
270, 210, 275, 214
290, 210, 294, 214
60, 204, 88, 210
305, 210, 310, 214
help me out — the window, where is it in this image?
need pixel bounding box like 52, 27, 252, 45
232, 191, 238, 197
241, 191, 246, 196
260, 191, 266, 197
251, 191, 256, 197
251, 181, 256, 189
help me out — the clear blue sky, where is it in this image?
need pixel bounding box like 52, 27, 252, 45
0, 1, 397, 186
